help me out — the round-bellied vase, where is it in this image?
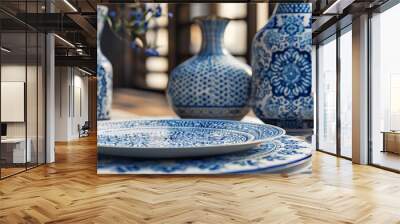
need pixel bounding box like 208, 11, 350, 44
97, 5, 113, 120
167, 17, 252, 120
251, 3, 313, 132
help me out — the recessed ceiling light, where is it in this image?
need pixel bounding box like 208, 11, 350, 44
322, 0, 354, 15
54, 34, 75, 48
1, 47, 11, 53
63, 0, 78, 12
78, 67, 93, 76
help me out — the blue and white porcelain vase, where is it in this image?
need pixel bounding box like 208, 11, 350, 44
167, 17, 252, 120
251, 3, 313, 131
97, 5, 113, 120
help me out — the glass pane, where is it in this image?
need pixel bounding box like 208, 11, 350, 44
38, 33, 45, 165
371, 3, 400, 171
148, 3, 169, 27
312, 45, 317, 146
340, 29, 352, 158
190, 3, 210, 19
257, 3, 269, 30
217, 3, 247, 19
146, 57, 168, 72
1, 30, 27, 177
146, 72, 168, 90
26, 0, 39, 169
27, 31, 38, 168
318, 38, 337, 154
224, 20, 247, 55
146, 28, 168, 56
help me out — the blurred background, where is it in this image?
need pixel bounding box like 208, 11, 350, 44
3, 0, 400, 178
101, 3, 271, 92
99, 3, 276, 118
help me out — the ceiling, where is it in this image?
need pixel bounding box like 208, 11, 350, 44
311, 0, 391, 43
0, 0, 394, 72
0, 0, 97, 73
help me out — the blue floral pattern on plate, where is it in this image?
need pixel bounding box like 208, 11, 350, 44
97, 135, 313, 174
99, 128, 253, 148
97, 119, 285, 158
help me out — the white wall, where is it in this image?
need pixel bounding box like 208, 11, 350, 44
1, 65, 35, 138
55, 66, 69, 141
1, 63, 47, 164
1, 65, 26, 141
54, 67, 89, 141
72, 72, 89, 138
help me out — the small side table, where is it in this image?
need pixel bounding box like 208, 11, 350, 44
382, 131, 400, 154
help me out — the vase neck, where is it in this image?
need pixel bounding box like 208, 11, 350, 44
97, 6, 108, 47
197, 18, 229, 56
274, 3, 312, 14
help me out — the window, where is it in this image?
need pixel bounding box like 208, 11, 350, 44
339, 28, 352, 158
145, 3, 169, 90
317, 37, 337, 155
316, 24, 353, 159
0, 0, 46, 179
370, 3, 400, 171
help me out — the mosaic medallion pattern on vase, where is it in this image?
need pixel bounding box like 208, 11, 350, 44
251, 3, 313, 129
97, 5, 113, 120
97, 135, 313, 174
167, 17, 252, 120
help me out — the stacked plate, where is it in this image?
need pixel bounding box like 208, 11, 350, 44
97, 119, 313, 174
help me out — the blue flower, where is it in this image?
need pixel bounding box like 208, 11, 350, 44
143, 21, 149, 30
154, 5, 162, 17
128, 9, 143, 22
132, 20, 140, 27
130, 41, 137, 49
266, 48, 311, 100
109, 10, 117, 18
144, 48, 159, 56
146, 7, 153, 13
129, 10, 143, 22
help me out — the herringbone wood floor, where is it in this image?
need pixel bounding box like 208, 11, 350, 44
1, 135, 400, 224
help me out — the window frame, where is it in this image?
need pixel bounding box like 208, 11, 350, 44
367, 0, 400, 173
315, 24, 353, 161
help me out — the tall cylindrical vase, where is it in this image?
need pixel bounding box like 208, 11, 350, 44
167, 17, 252, 120
97, 5, 113, 120
251, 3, 313, 134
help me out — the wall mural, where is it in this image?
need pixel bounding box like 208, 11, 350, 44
96, 3, 313, 175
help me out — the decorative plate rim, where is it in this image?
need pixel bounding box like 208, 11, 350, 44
97, 136, 313, 174
97, 119, 286, 150
226, 153, 312, 174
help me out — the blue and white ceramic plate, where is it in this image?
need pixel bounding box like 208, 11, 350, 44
97, 135, 313, 174
97, 119, 285, 158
